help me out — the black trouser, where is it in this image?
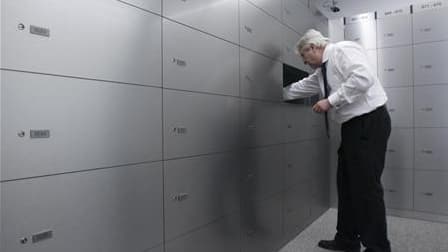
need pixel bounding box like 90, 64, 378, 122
336, 105, 391, 252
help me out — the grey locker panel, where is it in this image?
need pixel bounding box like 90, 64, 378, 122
163, 0, 238, 43
164, 153, 240, 240
1, 71, 162, 181
385, 128, 413, 170
240, 47, 282, 101
118, 0, 161, 14
382, 169, 413, 210
240, 0, 283, 60
164, 90, 239, 159
242, 145, 284, 202
415, 128, 448, 171
0, 162, 163, 252
283, 182, 311, 236
413, 6, 448, 44
344, 20, 377, 50
414, 85, 448, 128
241, 195, 283, 252
284, 142, 312, 188
377, 14, 412, 48
414, 41, 448, 85
378, 46, 412, 87
415, 170, 448, 215
240, 100, 284, 147
282, 25, 311, 72
366, 49, 378, 78
165, 214, 241, 252
282, 0, 314, 35
163, 20, 239, 96
247, 0, 282, 20
307, 107, 327, 139
384, 87, 413, 128
282, 104, 309, 143
1, 0, 161, 86
147, 245, 164, 252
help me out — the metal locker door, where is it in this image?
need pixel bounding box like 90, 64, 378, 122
415, 170, 448, 215
240, 100, 284, 148
242, 145, 284, 202
247, 0, 282, 20
163, 20, 239, 96
344, 13, 377, 50
377, 10, 412, 48
241, 195, 283, 252
413, 4, 448, 44
282, 25, 311, 72
284, 142, 312, 188
415, 128, 448, 171
414, 41, 448, 86
164, 153, 240, 240
282, 0, 314, 35
283, 182, 311, 236
163, 90, 239, 159
1, 70, 162, 180
366, 49, 378, 78
240, 0, 283, 60
163, 0, 238, 43
384, 87, 413, 128
240, 47, 282, 101
414, 85, 448, 127
282, 104, 313, 143
1, 0, 162, 86
378, 46, 413, 87
165, 214, 241, 252
118, 0, 161, 14
385, 128, 414, 170
381, 169, 413, 210
0, 163, 163, 252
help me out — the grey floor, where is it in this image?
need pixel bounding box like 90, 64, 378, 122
279, 208, 448, 252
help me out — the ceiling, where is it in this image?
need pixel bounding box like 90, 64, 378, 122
311, 0, 420, 19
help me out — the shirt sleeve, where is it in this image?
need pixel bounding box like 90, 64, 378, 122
327, 46, 376, 107
283, 71, 321, 100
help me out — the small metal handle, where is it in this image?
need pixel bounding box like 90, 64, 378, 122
172, 193, 189, 202
421, 149, 433, 154
386, 189, 396, 193
423, 192, 433, 196
420, 107, 433, 112
247, 124, 257, 130
244, 25, 253, 33
387, 149, 396, 153
421, 65, 432, 69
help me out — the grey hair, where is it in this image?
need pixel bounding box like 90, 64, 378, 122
295, 29, 329, 54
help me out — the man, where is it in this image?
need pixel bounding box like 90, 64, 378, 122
283, 29, 391, 252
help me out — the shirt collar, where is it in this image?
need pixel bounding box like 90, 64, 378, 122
322, 43, 334, 65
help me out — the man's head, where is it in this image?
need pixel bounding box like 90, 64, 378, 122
295, 29, 329, 69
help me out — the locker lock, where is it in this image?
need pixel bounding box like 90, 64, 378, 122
18, 23, 26, 30
18, 131, 26, 138
19, 237, 28, 244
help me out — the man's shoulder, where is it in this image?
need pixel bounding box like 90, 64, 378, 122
335, 40, 363, 49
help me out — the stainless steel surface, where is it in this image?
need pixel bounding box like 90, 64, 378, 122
283, 182, 311, 236
247, 0, 282, 20
384, 87, 413, 128
163, 20, 239, 96
284, 142, 312, 188
385, 128, 414, 170
415, 170, 448, 215
282, 0, 315, 35
382, 169, 413, 210
163, 0, 239, 43
415, 128, 448, 171
414, 85, 448, 127
1, 0, 162, 86
240, 0, 283, 60
344, 15, 377, 50
118, 0, 162, 14
163, 90, 239, 159
240, 47, 282, 101
378, 46, 413, 87
413, 5, 448, 44
377, 13, 412, 48
164, 153, 240, 240
1, 71, 162, 181
165, 214, 241, 252
413, 41, 448, 86
0, 162, 163, 252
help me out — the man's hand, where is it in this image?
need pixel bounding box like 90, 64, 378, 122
312, 99, 331, 113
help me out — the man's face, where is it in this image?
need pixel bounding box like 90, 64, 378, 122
300, 44, 323, 69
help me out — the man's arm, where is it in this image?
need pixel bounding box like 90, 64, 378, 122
283, 71, 321, 100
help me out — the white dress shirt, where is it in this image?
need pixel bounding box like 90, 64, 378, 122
283, 41, 387, 123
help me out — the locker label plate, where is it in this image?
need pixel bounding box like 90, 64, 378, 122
30, 25, 50, 37
30, 130, 50, 139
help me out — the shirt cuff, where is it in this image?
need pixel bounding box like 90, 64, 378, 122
327, 92, 342, 107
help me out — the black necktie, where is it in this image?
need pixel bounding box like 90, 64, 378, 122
321, 62, 330, 138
